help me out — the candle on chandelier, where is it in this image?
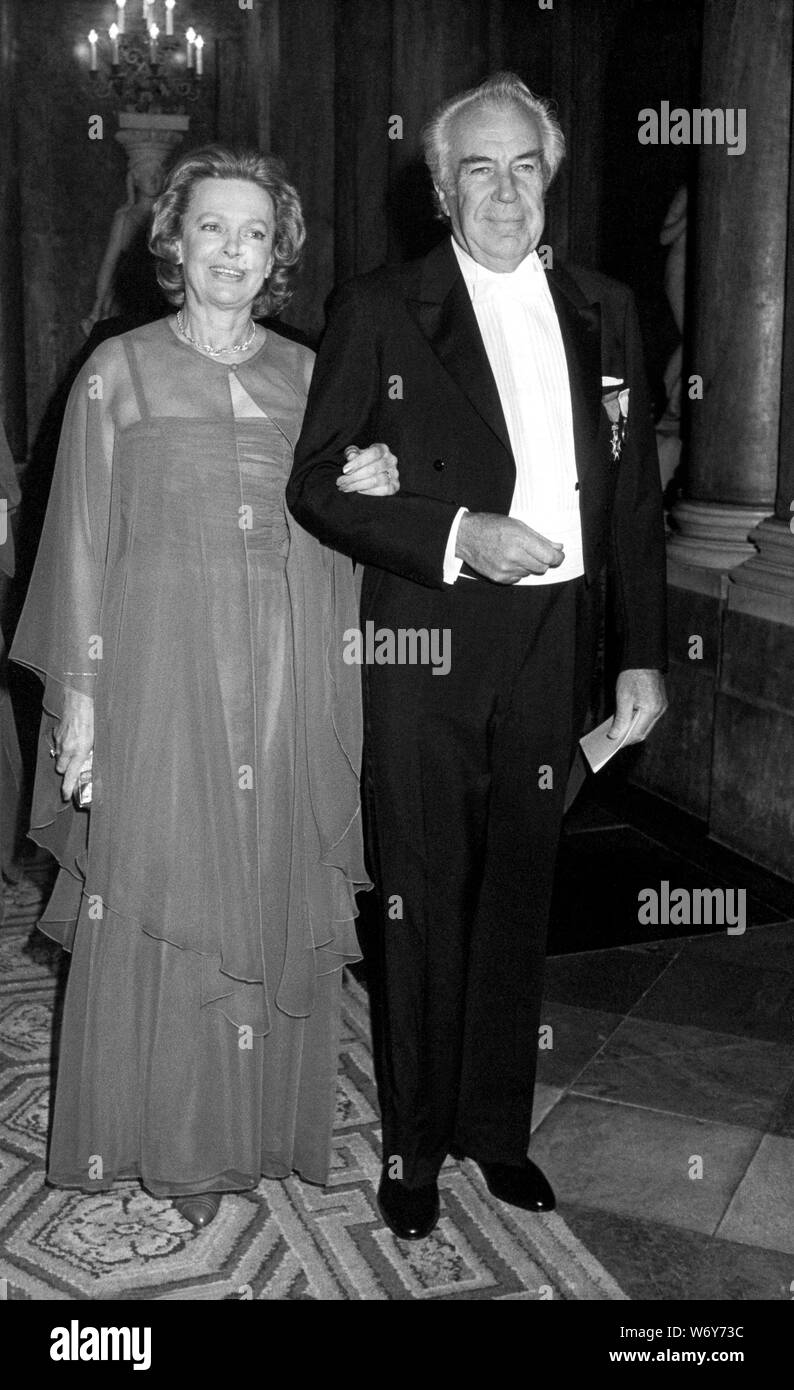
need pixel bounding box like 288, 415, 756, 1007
195, 33, 204, 76
149, 22, 159, 63
185, 26, 196, 69
109, 22, 120, 65
142, 1, 150, 19
165, 1, 176, 38
88, 29, 98, 72
117, 0, 126, 35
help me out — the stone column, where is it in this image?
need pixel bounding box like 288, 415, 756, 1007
729, 52, 794, 629
668, 0, 791, 581
633, 0, 794, 852
709, 18, 794, 879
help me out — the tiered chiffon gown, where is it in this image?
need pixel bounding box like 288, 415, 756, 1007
11, 319, 368, 1193
1, 420, 23, 885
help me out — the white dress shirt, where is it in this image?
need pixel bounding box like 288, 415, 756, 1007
443, 237, 584, 586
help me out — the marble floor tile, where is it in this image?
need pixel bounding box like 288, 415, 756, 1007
543, 942, 680, 1013
535, 1001, 624, 1088
570, 1017, 794, 1130
562, 1200, 794, 1301
528, 1095, 763, 1233
768, 1078, 794, 1139
716, 1135, 794, 1255
631, 923, 794, 1042
622, 938, 691, 959
530, 1082, 563, 1131
683, 919, 794, 969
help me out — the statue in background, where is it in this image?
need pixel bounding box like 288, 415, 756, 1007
81, 140, 171, 337
656, 184, 687, 495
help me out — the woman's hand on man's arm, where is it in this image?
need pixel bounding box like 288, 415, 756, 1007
336, 442, 399, 496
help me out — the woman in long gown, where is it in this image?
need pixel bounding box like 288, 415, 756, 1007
1, 418, 24, 910
10, 146, 398, 1227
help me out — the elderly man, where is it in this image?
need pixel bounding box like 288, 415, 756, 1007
287, 72, 667, 1240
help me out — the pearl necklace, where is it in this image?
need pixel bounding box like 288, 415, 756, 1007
176, 310, 256, 357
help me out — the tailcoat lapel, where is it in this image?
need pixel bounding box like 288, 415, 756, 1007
545, 266, 603, 485
405, 239, 604, 482
405, 239, 513, 457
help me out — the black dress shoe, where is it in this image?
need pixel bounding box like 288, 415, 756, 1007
377, 1173, 440, 1240
173, 1192, 222, 1228
474, 1159, 556, 1213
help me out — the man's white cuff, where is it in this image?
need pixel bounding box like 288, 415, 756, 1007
443, 507, 468, 584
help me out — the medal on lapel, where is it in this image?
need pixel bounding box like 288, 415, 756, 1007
601, 380, 630, 462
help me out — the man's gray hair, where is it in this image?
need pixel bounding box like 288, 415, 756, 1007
422, 71, 566, 212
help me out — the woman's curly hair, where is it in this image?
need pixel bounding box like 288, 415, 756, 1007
149, 144, 305, 318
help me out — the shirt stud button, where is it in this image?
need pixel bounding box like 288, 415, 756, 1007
432, 458, 445, 472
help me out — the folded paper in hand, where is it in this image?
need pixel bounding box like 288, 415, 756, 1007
579, 710, 641, 774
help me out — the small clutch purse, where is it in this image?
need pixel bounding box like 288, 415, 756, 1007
72, 757, 93, 809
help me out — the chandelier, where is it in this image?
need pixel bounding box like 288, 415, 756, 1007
84, 2, 206, 113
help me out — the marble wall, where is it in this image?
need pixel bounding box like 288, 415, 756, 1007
2, 0, 703, 457
10, 0, 243, 452
21, 1, 794, 881
629, 0, 794, 883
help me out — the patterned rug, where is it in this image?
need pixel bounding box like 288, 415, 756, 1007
0, 872, 627, 1301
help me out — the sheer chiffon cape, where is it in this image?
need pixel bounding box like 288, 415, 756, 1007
10, 320, 369, 1032
1, 421, 23, 879
0, 419, 19, 580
